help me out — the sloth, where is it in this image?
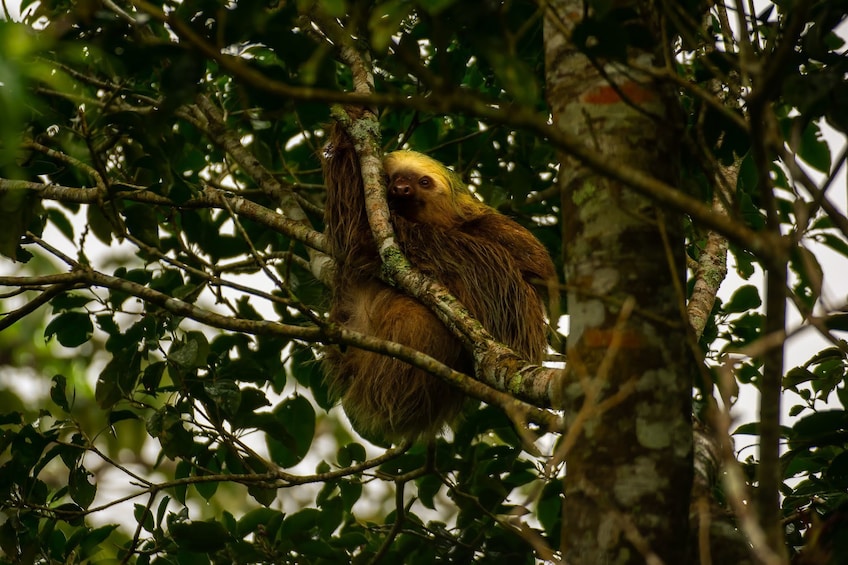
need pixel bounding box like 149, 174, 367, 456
322, 120, 555, 441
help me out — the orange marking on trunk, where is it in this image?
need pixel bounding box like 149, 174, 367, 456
583, 327, 644, 348
583, 81, 656, 105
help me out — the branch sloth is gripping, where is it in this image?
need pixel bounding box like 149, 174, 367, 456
322, 119, 555, 441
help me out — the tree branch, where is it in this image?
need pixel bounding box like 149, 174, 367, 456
1, 178, 327, 254
5, 240, 562, 432
123, 0, 776, 261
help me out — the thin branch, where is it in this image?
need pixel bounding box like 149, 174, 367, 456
121, 492, 155, 564
122, 231, 295, 311
20, 442, 414, 521
22, 140, 107, 191
1, 178, 327, 254
0, 282, 84, 331
368, 481, 407, 565
712, 358, 786, 565
687, 186, 733, 341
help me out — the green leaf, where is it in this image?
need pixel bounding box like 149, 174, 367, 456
109, 268, 152, 310
0, 187, 40, 260
723, 284, 761, 313
334, 531, 369, 550
150, 269, 184, 294
134, 504, 155, 533
195, 475, 219, 502
316, 479, 338, 508
338, 479, 362, 511
203, 380, 241, 418
825, 314, 848, 332
280, 508, 321, 538
170, 520, 231, 553
337, 442, 366, 467
290, 344, 321, 387
789, 404, 806, 418
248, 484, 278, 507
123, 202, 161, 247
53, 503, 85, 528
537, 480, 563, 545
317, 495, 343, 536
193, 450, 220, 501
174, 459, 190, 505
266, 395, 315, 468
783, 448, 819, 478
95, 349, 141, 409
44, 311, 93, 347
236, 508, 284, 538
379, 451, 427, 476
797, 121, 831, 173
46, 208, 74, 240
819, 233, 848, 258
231, 387, 270, 428
142, 361, 166, 392
790, 246, 823, 308
733, 422, 760, 435
146, 406, 195, 460
79, 524, 118, 557
26, 436, 66, 477
288, 344, 332, 410
156, 495, 171, 527
825, 451, 848, 489
417, 475, 442, 510
807, 347, 845, 365
168, 331, 210, 368
791, 410, 848, 448
784, 367, 816, 389
86, 204, 115, 245
735, 359, 763, 383
107, 408, 138, 424
50, 374, 70, 412
50, 292, 94, 312
732, 247, 757, 280
69, 465, 96, 509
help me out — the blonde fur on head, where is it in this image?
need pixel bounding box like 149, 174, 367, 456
384, 150, 487, 224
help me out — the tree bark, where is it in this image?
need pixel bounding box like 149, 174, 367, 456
544, 2, 694, 562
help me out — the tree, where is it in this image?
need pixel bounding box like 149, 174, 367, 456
0, 0, 846, 563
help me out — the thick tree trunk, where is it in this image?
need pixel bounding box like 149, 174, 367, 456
544, 3, 694, 563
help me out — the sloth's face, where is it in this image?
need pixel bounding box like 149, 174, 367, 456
383, 152, 460, 228
387, 170, 456, 227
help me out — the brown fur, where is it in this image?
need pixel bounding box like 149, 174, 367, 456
323, 121, 556, 441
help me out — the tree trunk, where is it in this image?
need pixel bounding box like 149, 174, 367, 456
544, 3, 694, 562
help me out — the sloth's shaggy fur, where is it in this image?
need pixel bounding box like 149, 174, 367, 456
322, 121, 555, 441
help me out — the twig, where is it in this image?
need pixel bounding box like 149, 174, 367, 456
0, 178, 327, 254
368, 481, 407, 565
0, 282, 83, 331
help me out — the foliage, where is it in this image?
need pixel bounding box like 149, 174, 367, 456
0, 0, 846, 563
